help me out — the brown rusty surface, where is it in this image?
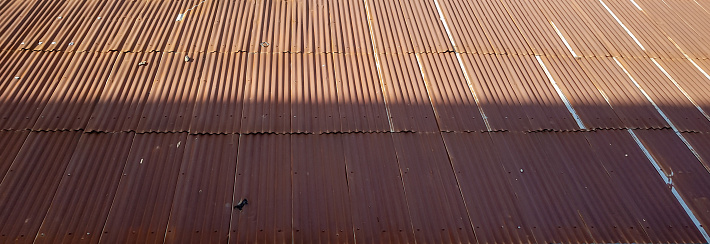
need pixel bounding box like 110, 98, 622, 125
35, 132, 135, 244
0, 131, 82, 243
165, 134, 239, 243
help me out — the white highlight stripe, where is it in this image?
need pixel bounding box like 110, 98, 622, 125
432, 0, 492, 131
362, 0, 395, 132
599, 0, 646, 50
628, 129, 710, 243
536, 56, 586, 129
550, 22, 579, 58
651, 58, 710, 122
630, 0, 644, 11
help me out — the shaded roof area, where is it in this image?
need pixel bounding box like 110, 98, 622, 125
1, 0, 710, 243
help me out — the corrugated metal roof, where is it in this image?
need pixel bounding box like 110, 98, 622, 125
2, 0, 710, 243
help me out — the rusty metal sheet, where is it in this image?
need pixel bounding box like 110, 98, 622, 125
684, 133, 710, 172
539, 56, 624, 129
391, 132, 475, 243
0, 130, 29, 181
584, 130, 705, 243
240, 53, 291, 134
165, 134, 239, 243
342, 133, 414, 243
635, 0, 710, 59
100, 133, 188, 243
86, 52, 163, 132
569, 0, 646, 58
291, 53, 341, 133
0, 131, 82, 243
137, 52, 204, 133
534, 0, 612, 58
487, 131, 596, 243
441, 132, 535, 243
230, 134, 292, 244
292, 134, 354, 243
576, 57, 670, 129
34, 52, 119, 131
34, 132, 134, 244
378, 53, 438, 132
602, 0, 686, 59
334, 53, 390, 132
655, 58, 710, 126
0, 52, 74, 130
366, 0, 451, 53
499, 0, 569, 57
462, 54, 580, 131
634, 130, 710, 235
417, 53, 487, 132
190, 53, 248, 134
617, 57, 710, 132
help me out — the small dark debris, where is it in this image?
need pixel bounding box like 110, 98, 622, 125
234, 198, 248, 210
138, 61, 148, 66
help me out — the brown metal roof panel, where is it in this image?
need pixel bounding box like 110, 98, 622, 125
417, 53, 487, 132
164, 134, 238, 243
34, 52, 119, 131
437, 0, 494, 54
366, 0, 414, 54
124, 1, 184, 52
291, 53, 340, 133
166, 0, 221, 53
137, 52, 204, 133
634, 130, 710, 234
240, 53, 291, 134
86, 52, 162, 132
342, 133, 414, 243
505, 55, 579, 130
7, 0, 66, 51
584, 130, 705, 243
617, 57, 710, 132
292, 134, 354, 243
190, 53, 247, 134
378, 53, 438, 132
536, 132, 651, 243
570, 0, 644, 58
499, 0, 568, 57
683, 132, 710, 173
532, 0, 601, 57
334, 53, 390, 132
541, 56, 624, 129
230, 134, 292, 244
462, 54, 532, 131
392, 132, 476, 243
635, 0, 710, 59
576, 57, 670, 129
0, 131, 82, 243
656, 59, 710, 122
34, 132, 134, 244
0, 130, 29, 181
603, 0, 684, 59
488, 132, 595, 243
0, 52, 75, 130
100, 132, 187, 243
441, 132, 535, 243
0, 51, 37, 94
401, 0, 452, 53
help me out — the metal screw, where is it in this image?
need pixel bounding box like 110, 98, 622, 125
260, 42, 269, 47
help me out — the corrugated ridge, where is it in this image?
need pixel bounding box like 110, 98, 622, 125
34, 132, 135, 244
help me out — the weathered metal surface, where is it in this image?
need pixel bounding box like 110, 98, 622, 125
392, 132, 476, 243
342, 133, 414, 243
0, 131, 82, 243
230, 134, 292, 244
165, 134, 239, 243
35, 132, 135, 244
100, 133, 188, 243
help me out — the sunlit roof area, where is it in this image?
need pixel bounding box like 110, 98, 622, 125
1, 0, 710, 243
